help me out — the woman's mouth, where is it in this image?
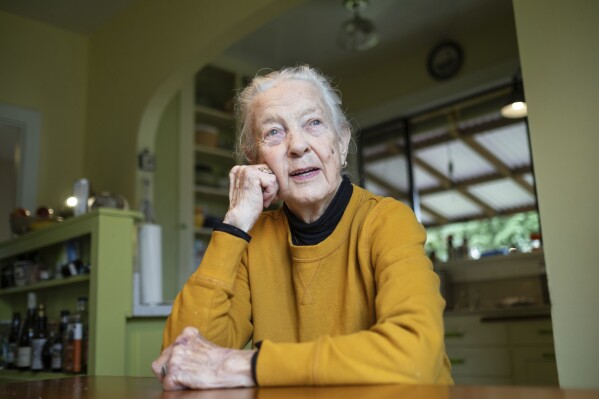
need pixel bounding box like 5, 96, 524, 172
290, 167, 320, 179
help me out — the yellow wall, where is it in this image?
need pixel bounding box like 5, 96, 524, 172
0, 11, 88, 209
513, 0, 599, 389
154, 93, 181, 300
84, 0, 304, 207
342, 10, 520, 122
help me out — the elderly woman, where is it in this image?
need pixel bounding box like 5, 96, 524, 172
153, 65, 452, 390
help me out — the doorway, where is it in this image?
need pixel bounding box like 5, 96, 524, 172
0, 103, 41, 241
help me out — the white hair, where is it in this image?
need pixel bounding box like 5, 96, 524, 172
234, 65, 352, 163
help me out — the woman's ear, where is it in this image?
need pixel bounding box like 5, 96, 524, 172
339, 126, 351, 161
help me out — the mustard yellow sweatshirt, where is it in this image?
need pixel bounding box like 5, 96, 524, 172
163, 185, 453, 385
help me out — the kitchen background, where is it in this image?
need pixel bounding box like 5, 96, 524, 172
0, 0, 597, 389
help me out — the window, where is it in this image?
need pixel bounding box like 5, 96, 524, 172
360, 85, 541, 260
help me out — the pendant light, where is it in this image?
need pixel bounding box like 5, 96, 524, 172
501, 72, 528, 119
337, 0, 380, 52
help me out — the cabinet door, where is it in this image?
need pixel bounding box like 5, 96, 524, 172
512, 347, 558, 386
446, 347, 512, 378
445, 315, 508, 347
508, 319, 554, 346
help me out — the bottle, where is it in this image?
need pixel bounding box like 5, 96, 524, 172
0, 320, 9, 369
42, 321, 58, 371
76, 297, 88, 373
63, 299, 86, 374
63, 313, 83, 373
6, 312, 20, 369
30, 304, 48, 371
17, 292, 37, 370
52, 309, 70, 371
530, 232, 542, 251
73, 178, 89, 217
446, 235, 457, 261
458, 237, 470, 259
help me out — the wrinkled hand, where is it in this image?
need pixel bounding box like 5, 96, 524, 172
223, 164, 279, 232
152, 327, 256, 391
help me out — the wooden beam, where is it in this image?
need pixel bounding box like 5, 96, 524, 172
364, 172, 449, 224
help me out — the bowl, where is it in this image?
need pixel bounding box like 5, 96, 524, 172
28, 216, 63, 232
9, 216, 30, 235
89, 192, 129, 210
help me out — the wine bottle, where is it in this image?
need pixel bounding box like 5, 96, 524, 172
51, 310, 69, 372
42, 321, 57, 371
6, 312, 20, 369
77, 297, 88, 373
63, 313, 82, 373
30, 304, 48, 371
17, 292, 37, 370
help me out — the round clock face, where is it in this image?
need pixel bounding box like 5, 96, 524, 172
427, 41, 464, 81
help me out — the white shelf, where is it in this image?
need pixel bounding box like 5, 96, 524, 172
195, 105, 234, 121
195, 144, 233, 158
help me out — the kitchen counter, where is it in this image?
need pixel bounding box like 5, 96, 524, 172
445, 305, 551, 321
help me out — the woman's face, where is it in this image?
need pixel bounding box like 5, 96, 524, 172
251, 80, 349, 220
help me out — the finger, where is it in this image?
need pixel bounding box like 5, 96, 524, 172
262, 181, 279, 208
151, 345, 173, 382
257, 166, 274, 174
162, 375, 186, 391
181, 326, 199, 337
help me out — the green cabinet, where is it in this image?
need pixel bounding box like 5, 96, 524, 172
0, 209, 142, 380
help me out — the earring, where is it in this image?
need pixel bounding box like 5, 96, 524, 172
342, 160, 348, 168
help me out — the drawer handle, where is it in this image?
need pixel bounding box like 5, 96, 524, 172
445, 332, 464, 338
449, 358, 465, 365
538, 328, 553, 336
542, 352, 556, 360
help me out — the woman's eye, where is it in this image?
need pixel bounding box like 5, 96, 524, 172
262, 128, 285, 144
309, 119, 322, 126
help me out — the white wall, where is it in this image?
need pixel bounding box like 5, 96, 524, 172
513, 0, 599, 389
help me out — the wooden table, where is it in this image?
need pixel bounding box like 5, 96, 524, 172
1, 376, 598, 399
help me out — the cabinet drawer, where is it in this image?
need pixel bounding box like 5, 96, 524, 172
508, 320, 554, 345
452, 376, 513, 386
447, 347, 512, 377
512, 346, 558, 386
444, 316, 508, 346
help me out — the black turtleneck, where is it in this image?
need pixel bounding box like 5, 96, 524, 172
283, 175, 353, 246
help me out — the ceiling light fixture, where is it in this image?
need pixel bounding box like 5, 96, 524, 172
337, 0, 380, 52
501, 71, 528, 119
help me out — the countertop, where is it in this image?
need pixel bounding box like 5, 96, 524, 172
445, 305, 551, 320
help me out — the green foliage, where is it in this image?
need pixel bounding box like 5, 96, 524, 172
425, 211, 540, 261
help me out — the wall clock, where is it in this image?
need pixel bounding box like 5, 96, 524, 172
427, 41, 464, 81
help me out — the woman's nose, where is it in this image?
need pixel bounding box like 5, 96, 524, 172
287, 128, 310, 157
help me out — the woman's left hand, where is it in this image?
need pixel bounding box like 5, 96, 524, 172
152, 327, 256, 391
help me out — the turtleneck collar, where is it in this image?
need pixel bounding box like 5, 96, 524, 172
283, 175, 353, 246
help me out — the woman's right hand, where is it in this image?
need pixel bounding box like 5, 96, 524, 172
222, 164, 279, 233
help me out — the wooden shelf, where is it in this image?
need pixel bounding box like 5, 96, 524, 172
0, 275, 90, 296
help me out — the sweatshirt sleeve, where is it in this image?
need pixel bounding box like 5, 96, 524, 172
162, 231, 253, 350
255, 200, 452, 386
